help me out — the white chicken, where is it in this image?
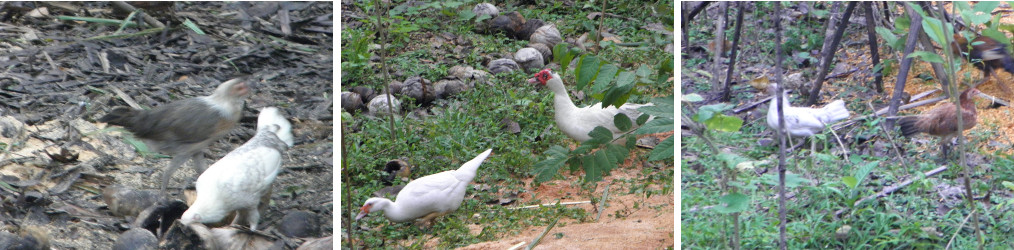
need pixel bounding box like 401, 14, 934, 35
766, 84, 849, 150
527, 68, 652, 144
356, 149, 493, 227
180, 107, 294, 231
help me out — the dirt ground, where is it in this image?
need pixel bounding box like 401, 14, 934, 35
0, 2, 332, 248
450, 133, 675, 250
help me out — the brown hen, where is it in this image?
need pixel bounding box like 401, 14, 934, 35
897, 87, 979, 159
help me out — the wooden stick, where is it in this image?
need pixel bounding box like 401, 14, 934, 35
976, 91, 1010, 107
110, 86, 143, 110
508, 242, 527, 250
508, 201, 591, 210
806, 2, 857, 105
110, 1, 164, 28
834, 166, 948, 219
909, 89, 940, 102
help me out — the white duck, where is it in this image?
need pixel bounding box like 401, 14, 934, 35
765, 84, 849, 150
527, 68, 652, 143
356, 149, 493, 227
180, 107, 294, 231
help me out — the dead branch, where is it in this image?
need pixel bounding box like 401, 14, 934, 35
110, 2, 165, 28
834, 166, 948, 219
805, 2, 857, 106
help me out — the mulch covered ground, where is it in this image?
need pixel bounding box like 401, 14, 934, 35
0, 2, 333, 248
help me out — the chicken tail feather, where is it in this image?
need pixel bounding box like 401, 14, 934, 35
819, 100, 850, 124
897, 116, 922, 138
98, 107, 141, 127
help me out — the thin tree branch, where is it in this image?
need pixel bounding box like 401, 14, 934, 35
805, 2, 857, 105
722, 2, 745, 102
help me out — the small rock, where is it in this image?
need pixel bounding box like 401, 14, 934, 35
530, 24, 563, 48
368, 94, 401, 116
487, 58, 520, 74
103, 185, 161, 219
514, 48, 544, 73
472, 3, 499, 17
500, 118, 521, 134
279, 210, 320, 238
448, 65, 490, 86
114, 228, 157, 250
341, 92, 364, 113
0, 116, 27, 142
297, 236, 333, 250
0, 225, 49, 250
433, 79, 468, 98
517, 19, 545, 40
351, 86, 376, 103
528, 43, 552, 64
399, 76, 437, 104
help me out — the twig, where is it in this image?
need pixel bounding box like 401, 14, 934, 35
85, 27, 166, 41
835, 165, 948, 218
831, 95, 947, 132
110, 1, 165, 28
945, 212, 975, 250
721, 2, 745, 102
884, 3, 925, 130
866, 102, 909, 173
711, 2, 728, 92
508, 201, 591, 210
41, 51, 57, 71
806, 2, 857, 105
526, 217, 559, 250
110, 85, 143, 110
508, 242, 527, 250
826, 124, 849, 160
910, 88, 940, 102
773, 3, 788, 249
864, 2, 884, 93
976, 91, 1010, 107
374, 0, 398, 142
596, 184, 611, 221
732, 95, 774, 113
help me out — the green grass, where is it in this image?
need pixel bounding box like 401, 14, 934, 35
681, 2, 1014, 248
342, 0, 673, 248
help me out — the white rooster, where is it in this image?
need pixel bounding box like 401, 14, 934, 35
527, 68, 652, 144
356, 149, 493, 227
180, 107, 294, 231
766, 84, 849, 151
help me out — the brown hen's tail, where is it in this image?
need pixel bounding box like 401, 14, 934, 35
98, 107, 140, 127
897, 116, 922, 138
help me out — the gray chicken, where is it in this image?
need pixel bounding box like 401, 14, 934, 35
99, 76, 254, 195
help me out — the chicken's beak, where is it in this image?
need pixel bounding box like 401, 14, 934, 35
527, 77, 538, 84
355, 211, 368, 220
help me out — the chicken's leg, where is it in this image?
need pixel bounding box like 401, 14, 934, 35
245, 207, 260, 231
160, 153, 194, 195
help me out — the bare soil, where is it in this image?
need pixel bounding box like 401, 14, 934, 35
457, 133, 675, 250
